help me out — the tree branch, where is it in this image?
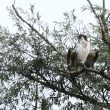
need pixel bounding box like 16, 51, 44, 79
12, 4, 63, 56
59, 67, 110, 81
7, 63, 110, 109
17, 70, 110, 109
86, 0, 101, 22
87, 0, 110, 47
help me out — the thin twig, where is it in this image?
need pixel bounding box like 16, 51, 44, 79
18, 69, 110, 109
12, 4, 63, 56
86, 0, 102, 26
86, 0, 110, 46
59, 67, 110, 80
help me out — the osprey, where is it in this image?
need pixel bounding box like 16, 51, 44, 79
67, 34, 90, 71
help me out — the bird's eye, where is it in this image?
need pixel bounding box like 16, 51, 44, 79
78, 35, 82, 39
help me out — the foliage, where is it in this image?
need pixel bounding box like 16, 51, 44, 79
0, 0, 110, 110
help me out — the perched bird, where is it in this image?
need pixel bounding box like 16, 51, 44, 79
67, 34, 90, 71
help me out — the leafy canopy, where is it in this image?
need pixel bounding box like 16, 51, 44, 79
0, 0, 110, 110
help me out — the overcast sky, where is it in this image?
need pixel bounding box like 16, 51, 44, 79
0, 0, 110, 32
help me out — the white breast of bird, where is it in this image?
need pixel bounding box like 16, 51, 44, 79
75, 41, 90, 64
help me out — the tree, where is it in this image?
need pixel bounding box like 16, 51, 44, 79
0, 0, 110, 109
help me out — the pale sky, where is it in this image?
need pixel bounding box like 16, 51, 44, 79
0, 0, 110, 32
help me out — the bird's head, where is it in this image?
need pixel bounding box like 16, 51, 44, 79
78, 34, 88, 41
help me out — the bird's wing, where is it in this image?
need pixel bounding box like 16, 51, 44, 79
67, 47, 79, 71
67, 48, 75, 65
85, 50, 99, 67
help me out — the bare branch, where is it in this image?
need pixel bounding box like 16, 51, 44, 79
12, 4, 63, 56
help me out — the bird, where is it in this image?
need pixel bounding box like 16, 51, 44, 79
67, 34, 90, 71
85, 49, 99, 68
